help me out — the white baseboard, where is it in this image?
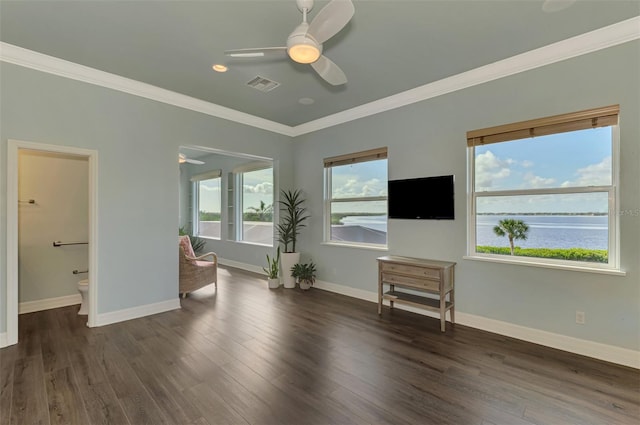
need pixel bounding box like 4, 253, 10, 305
314, 279, 639, 369
95, 298, 181, 327
19, 294, 82, 314
0, 332, 8, 348
218, 258, 265, 275
453, 311, 640, 370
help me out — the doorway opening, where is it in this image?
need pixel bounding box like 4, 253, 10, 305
179, 146, 277, 247
5, 140, 99, 347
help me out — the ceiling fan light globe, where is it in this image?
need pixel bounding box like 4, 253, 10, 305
288, 43, 321, 64
287, 27, 321, 64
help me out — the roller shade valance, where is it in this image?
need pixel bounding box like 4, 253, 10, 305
324, 147, 388, 168
190, 169, 222, 182
466, 105, 619, 147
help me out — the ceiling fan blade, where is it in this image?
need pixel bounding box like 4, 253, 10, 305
225, 47, 287, 58
311, 55, 347, 86
307, 0, 355, 44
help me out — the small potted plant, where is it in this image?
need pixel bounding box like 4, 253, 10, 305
291, 262, 316, 291
263, 248, 281, 289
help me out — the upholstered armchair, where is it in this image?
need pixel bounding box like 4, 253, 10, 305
178, 235, 217, 298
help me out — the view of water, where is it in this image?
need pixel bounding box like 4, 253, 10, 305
339, 214, 608, 250
476, 215, 608, 250
340, 215, 388, 232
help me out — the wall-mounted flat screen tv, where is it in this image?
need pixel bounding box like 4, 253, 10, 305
388, 175, 455, 220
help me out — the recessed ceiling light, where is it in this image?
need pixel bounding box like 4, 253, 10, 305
542, 0, 577, 13
299, 97, 315, 105
212, 64, 228, 73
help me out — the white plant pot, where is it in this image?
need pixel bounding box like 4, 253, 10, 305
280, 252, 300, 289
267, 277, 280, 289
299, 280, 312, 291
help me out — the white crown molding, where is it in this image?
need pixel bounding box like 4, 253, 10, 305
291, 16, 640, 136
1, 17, 638, 138
0, 42, 295, 137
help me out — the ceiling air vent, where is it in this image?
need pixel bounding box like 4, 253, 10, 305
246, 76, 280, 92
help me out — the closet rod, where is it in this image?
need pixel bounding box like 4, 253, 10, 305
53, 241, 88, 247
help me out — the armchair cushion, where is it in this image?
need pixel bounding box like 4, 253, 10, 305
179, 235, 196, 260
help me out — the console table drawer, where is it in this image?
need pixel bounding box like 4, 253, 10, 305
381, 273, 439, 291
381, 262, 440, 280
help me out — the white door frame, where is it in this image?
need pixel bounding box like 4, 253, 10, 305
6, 139, 98, 346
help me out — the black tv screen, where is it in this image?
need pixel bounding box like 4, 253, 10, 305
388, 175, 455, 220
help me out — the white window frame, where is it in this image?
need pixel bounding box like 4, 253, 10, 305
323, 148, 388, 249
233, 162, 274, 247
466, 106, 622, 274
191, 169, 222, 240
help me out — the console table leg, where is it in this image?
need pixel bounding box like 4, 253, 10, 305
440, 297, 446, 332
449, 289, 455, 324
378, 268, 383, 315
390, 284, 395, 309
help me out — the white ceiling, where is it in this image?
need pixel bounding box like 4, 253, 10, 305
1, 1, 639, 128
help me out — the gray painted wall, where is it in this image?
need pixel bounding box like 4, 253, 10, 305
292, 41, 640, 351
1, 42, 638, 353
178, 164, 191, 230
0, 62, 293, 332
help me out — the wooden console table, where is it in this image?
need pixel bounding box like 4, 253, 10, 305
377, 256, 456, 332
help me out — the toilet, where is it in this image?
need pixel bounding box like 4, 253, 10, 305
77, 279, 89, 315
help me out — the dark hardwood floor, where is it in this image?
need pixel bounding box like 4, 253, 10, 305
1, 266, 638, 425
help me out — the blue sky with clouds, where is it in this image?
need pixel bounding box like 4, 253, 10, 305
198, 126, 612, 217
199, 167, 273, 214
475, 127, 612, 213
331, 160, 388, 214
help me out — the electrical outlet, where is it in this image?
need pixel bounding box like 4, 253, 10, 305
576, 311, 586, 324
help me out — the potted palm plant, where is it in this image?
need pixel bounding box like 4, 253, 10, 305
291, 262, 316, 290
277, 189, 309, 288
263, 247, 281, 289
179, 226, 206, 253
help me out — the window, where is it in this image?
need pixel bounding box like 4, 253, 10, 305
467, 105, 619, 270
236, 164, 274, 245
191, 170, 222, 239
324, 148, 388, 247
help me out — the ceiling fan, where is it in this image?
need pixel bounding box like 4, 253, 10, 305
224, 0, 355, 86
179, 153, 205, 165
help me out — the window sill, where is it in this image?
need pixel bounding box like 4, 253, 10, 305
321, 241, 389, 252
463, 255, 626, 276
